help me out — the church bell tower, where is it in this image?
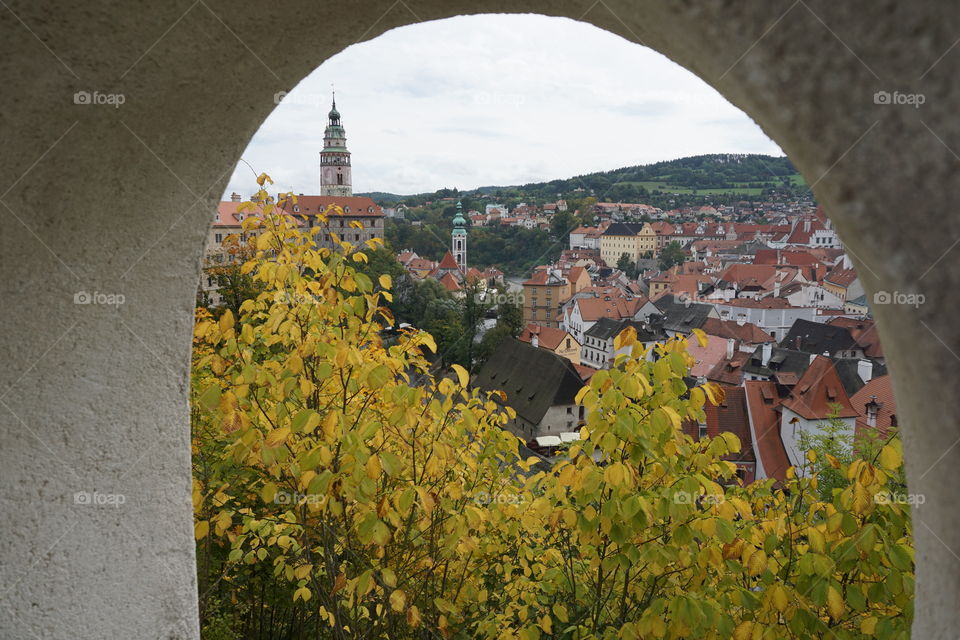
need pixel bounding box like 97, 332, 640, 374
320, 93, 352, 196
452, 200, 467, 271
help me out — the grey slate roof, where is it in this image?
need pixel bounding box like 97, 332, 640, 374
584, 317, 667, 343
602, 223, 647, 236
780, 319, 857, 356
833, 358, 888, 396
652, 294, 715, 333
743, 346, 815, 378
472, 338, 585, 427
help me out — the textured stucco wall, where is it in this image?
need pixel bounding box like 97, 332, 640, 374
1, 1, 958, 637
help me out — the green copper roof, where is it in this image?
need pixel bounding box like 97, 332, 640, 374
452, 199, 466, 227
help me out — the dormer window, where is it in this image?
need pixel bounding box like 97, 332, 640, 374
344, 206, 351, 213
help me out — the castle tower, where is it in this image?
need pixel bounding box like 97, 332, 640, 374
452, 200, 467, 271
320, 93, 352, 196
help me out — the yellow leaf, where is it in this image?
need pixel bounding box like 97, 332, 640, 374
574, 385, 590, 405
879, 444, 902, 471
366, 455, 382, 480
294, 586, 311, 602
691, 328, 708, 347
389, 589, 406, 612
826, 453, 841, 469
733, 621, 754, 640
420, 333, 437, 353
808, 527, 825, 553
553, 603, 568, 623
771, 585, 789, 612
294, 564, 313, 580
747, 548, 767, 576
195, 520, 209, 540
406, 605, 421, 628
379, 274, 392, 289
860, 616, 878, 635
261, 482, 278, 503
265, 427, 291, 448
381, 567, 397, 587
851, 482, 872, 515
451, 364, 469, 388
614, 326, 637, 350
826, 585, 844, 620
219, 310, 234, 332
701, 382, 725, 405
660, 406, 682, 430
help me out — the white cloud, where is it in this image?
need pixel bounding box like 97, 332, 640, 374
224, 14, 781, 198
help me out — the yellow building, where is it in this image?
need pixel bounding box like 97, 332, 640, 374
522, 269, 572, 327
599, 222, 655, 266
519, 323, 582, 365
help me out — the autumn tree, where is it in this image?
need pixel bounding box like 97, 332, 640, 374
192, 178, 913, 640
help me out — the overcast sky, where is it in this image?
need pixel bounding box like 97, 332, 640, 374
224, 14, 783, 198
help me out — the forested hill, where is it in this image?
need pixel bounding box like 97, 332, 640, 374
358, 154, 805, 206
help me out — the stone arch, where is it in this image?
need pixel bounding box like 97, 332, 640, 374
1, 2, 956, 637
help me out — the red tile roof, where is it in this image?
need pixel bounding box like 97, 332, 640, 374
573, 363, 598, 381
519, 323, 577, 351
824, 267, 858, 288
701, 317, 775, 345
437, 251, 459, 270
850, 375, 897, 438
828, 317, 883, 358
277, 195, 384, 217
780, 356, 858, 420
704, 387, 756, 464
438, 272, 461, 292
718, 264, 777, 288
744, 381, 791, 481
706, 350, 751, 386
573, 296, 646, 322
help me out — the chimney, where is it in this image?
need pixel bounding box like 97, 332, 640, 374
531, 333, 539, 349
865, 396, 881, 428
803, 218, 811, 232
773, 275, 781, 298
761, 343, 773, 366
230, 192, 241, 202
736, 313, 746, 327
727, 338, 735, 360
857, 359, 873, 383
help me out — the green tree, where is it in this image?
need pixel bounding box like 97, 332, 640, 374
659, 240, 686, 271
617, 252, 639, 279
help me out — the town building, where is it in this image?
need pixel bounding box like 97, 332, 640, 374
472, 338, 587, 442
519, 323, 581, 364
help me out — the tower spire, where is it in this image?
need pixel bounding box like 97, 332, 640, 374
320, 88, 351, 196
452, 199, 467, 272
